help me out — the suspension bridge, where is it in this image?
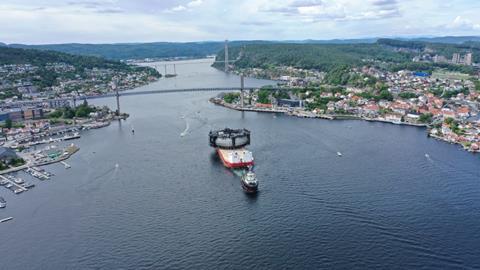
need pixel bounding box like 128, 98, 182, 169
0, 41, 262, 114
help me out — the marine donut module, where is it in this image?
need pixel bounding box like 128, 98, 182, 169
209, 128, 254, 168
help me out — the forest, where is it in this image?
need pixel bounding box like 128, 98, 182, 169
213, 39, 480, 77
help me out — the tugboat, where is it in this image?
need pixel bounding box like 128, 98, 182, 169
0, 197, 6, 208
209, 128, 254, 168
241, 168, 258, 194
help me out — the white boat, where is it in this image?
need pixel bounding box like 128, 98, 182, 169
14, 178, 24, 184
241, 169, 258, 193
337, 152, 342, 157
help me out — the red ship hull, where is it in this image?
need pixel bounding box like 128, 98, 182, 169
217, 148, 254, 168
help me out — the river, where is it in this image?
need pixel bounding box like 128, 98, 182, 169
0, 59, 479, 270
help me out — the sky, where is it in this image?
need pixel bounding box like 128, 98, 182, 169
0, 0, 479, 44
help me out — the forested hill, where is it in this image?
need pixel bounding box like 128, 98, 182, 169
377, 38, 480, 63
0, 46, 137, 71
214, 43, 413, 71
7, 41, 277, 61
4, 36, 479, 61
213, 39, 480, 74
8, 42, 225, 61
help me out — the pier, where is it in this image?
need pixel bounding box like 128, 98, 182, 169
60, 161, 71, 169
0, 175, 28, 194
26, 167, 50, 181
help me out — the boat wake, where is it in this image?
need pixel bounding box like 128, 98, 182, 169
180, 118, 190, 137
180, 111, 210, 137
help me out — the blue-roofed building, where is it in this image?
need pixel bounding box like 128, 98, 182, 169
0, 112, 9, 123
413, 72, 430, 77
0, 147, 18, 162
277, 99, 304, 108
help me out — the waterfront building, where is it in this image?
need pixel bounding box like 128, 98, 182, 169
277, 99, 303, 108
0, 147, 18, 163
48, 99, 71, 109
7, 109, 23, 122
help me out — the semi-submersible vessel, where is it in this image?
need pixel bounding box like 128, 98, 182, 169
209, 128, 258, 193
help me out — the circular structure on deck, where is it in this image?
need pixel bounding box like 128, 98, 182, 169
209, 128, 251, 149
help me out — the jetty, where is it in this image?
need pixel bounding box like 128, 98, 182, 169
60, 161, 71, 169
0, 175, 28, 193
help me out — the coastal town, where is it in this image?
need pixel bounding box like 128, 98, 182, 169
215, 53, 480, 153
0, 62, 159, 101
0, 99, 124, 197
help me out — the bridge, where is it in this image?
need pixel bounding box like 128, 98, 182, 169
0, 76, 288, 113
74, 78, 291, 115
0, 40, 272, 113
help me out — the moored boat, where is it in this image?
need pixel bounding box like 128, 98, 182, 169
0, 197, 6, 208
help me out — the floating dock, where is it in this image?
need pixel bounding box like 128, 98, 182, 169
0, 217, 13, 223
0, 175, 28, 193
60, 161, 71, 169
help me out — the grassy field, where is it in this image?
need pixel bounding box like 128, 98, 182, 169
432, 70, 471, 80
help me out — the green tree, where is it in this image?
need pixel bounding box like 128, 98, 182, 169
399, 92, 418, 99
223, 93, 240, 104
419, 113, 433, 123
257, 89, 271, 104
5, 119, 12, 129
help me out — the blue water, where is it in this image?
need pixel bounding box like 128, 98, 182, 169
0, 60, 479, 270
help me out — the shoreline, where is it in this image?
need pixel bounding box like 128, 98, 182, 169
0, 145, 80, 175
211, 99, 479, 153
211, 98, 428, 126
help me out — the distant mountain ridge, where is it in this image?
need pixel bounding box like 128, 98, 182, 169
3, 36, 480, 60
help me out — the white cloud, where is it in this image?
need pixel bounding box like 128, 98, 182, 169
165, 0, 203, 13
448, 16, 480, 30
0, 0, 479, 43
262, 0, 400, 21
171, 5, 187, 12
187, 0, 203, 8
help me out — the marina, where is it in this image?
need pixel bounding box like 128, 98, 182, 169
0, 175, 28, 194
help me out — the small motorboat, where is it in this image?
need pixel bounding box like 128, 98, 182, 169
0, 197, 6, 208
241, 168, 258, 194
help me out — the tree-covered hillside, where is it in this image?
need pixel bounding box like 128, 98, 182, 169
8, 41, 276, 61
214, 39, 480, 75
378, 38, 480, 63
214, 43, 414, 72
1, 47, 131, 70
0, 47, 160, 97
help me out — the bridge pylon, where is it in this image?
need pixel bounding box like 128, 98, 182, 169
115, 89, 120, 116
240, 75, 245, 108
224, 40, 229, 72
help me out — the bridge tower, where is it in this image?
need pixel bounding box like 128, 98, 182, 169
240, 75, 244, 108
72, 96, 77, 125
115, 89, 120, 116
224, 40, 229, 72
112, 80, 120, 116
